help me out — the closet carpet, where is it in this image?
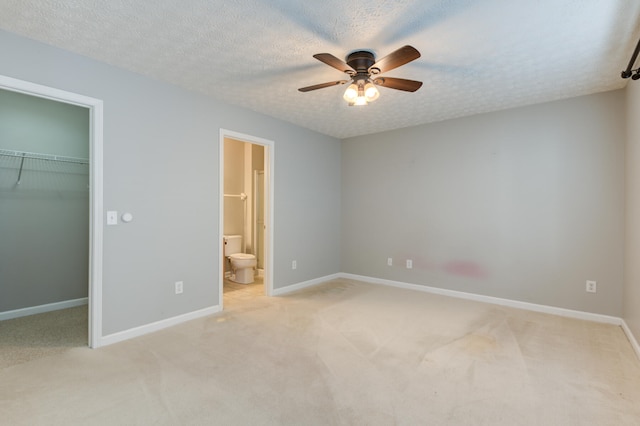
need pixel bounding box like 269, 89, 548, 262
0, 305, 87, 369
1, 278, 639, 425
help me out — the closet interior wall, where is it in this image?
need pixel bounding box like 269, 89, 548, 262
0, 89, 90, 315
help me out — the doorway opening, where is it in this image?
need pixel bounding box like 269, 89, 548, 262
0, 75, 104, 349
219, 129, 273, 310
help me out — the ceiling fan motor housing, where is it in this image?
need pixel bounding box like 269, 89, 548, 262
346, 51, 378, 80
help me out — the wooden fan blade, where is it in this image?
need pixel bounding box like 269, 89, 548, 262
298, 80, 349, 92
313, 53, 356, 75
369, 45, 421, 74
373, 77, 423, 92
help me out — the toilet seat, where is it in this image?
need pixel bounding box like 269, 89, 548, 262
229, 253, 255, 261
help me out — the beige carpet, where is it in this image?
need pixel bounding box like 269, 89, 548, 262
1, 278, 639, 425
0, 305, 87, 369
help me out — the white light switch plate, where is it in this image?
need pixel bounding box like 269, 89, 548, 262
107, 211, 118, 225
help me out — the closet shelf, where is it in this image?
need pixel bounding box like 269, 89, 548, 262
0, 149, 89, 165
0, 149, 89, 186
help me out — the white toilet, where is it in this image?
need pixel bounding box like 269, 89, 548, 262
223, 235, 257, 284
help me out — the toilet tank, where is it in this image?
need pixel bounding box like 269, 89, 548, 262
224, 235, 242, 256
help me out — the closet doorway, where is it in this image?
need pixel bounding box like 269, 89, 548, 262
0, 75, 103, 349
219, 129, 273, 309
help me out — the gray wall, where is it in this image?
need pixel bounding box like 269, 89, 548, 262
0, 30, 342, 335
625, 82, 640, 338
0, 89, 89, 311
342, 91, 625, 316
0, 89, 89, 157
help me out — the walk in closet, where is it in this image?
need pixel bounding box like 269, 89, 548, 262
0, 89, 89, 323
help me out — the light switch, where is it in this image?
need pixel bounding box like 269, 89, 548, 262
107, 211, 118, 225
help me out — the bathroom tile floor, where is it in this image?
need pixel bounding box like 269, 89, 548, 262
223, 275, 264, 304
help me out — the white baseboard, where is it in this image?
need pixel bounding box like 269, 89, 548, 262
0, 297, 88, 321
99, 305, 221, 347
272, 273, 342, 296
621, 320, 640, 361
339, 273, 623, 325
95, 272, 640, 362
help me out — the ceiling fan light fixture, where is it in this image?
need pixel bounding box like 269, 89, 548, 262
345, 79, 378, 106
343, 83, 359, 102
352, 96, 368, 106
364, 82, 379, 102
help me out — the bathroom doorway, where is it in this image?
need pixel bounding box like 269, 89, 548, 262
219, 129, 273, 310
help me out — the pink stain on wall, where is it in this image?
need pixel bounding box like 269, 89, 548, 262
442, 260, 489, 279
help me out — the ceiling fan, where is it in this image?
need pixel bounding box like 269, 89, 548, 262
298, 45, 423, 106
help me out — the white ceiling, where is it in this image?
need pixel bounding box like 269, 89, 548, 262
1, 0, 639, 139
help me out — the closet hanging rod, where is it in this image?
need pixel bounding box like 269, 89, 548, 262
0, 149, 89, 165
17, 154, 25, 184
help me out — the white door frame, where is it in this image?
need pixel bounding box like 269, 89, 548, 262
219, 129, 274, 307
0, 75, 104, 348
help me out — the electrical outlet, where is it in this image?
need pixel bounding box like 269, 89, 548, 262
175, 281, 184, 294
292, 260, 297, 270
387, 257, 393, 266
586, 280, 596, 293
406, 259, 413, 269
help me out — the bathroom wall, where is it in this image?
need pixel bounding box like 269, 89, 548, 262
0, 30, 342, 336
0, 89, 90, 312
342, 90, 625, 316
223, 137, 245, 237
251, 143, 265, 268
252, 144, 264, 172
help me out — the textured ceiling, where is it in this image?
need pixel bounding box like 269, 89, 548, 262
1, 0, 639, 139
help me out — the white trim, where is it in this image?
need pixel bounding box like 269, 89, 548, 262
219, 132, 225, 309
100, 305, 221, 346
89, 100, 104, 349
621, 320, 640, 361
0, 75, 104, 349
272, 273, 342, 296
243, 143, 252, 254
340, 273, 622, 325
269, 272, 640, 359
219, 129, 275, 304
0, 298, 88, 321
